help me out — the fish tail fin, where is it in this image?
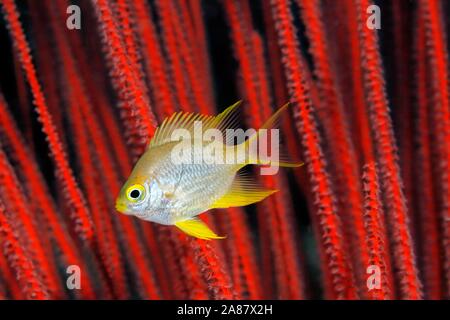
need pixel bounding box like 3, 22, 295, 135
244, 103, 304, 168
175, 217, 226, 240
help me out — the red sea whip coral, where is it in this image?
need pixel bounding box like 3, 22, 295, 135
361, 163, 393, 299
0, 201, 50, 299
1, 0, 94, 242
0, 0, 448, 300
418, 0, 450, 297
296, 0, 369, 296
355, 0, 422, 299
413, 6, 443, 299
270, 0, 357, 299
223, 0, 304, 299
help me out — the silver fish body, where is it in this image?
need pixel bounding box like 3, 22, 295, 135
119, 141, 236, 225
115, 102, 300, 239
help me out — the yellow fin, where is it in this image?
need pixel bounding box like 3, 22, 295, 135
258, 154, 304, 168
175, 217, 226, 240
210, 174, 277, 209
148, 101, 242, 149
244, 103, 303, 167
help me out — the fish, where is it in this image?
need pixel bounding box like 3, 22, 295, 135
115, 101, 302, 240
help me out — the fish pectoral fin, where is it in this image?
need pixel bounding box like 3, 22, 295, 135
174, 218, 226, 240
210, 173, 278, 209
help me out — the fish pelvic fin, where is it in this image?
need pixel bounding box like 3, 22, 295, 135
242, 103, 304, 168
210, 173, 278, 209
174, 217, 226, 240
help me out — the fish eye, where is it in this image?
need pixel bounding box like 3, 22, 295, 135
126, 184, 145, 203
130, 189, 140, 199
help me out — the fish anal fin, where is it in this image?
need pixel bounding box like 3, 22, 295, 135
175, 217, 226, 240
210, 174, 277, 209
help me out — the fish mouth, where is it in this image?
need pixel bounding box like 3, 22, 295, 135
115, 202, 128, 214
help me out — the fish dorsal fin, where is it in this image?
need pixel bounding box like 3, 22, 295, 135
175, 217, 226, 240
209, 172, 277, 209
148, 101, 242, 149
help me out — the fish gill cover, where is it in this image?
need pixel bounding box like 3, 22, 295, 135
0, 0, 448, 300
